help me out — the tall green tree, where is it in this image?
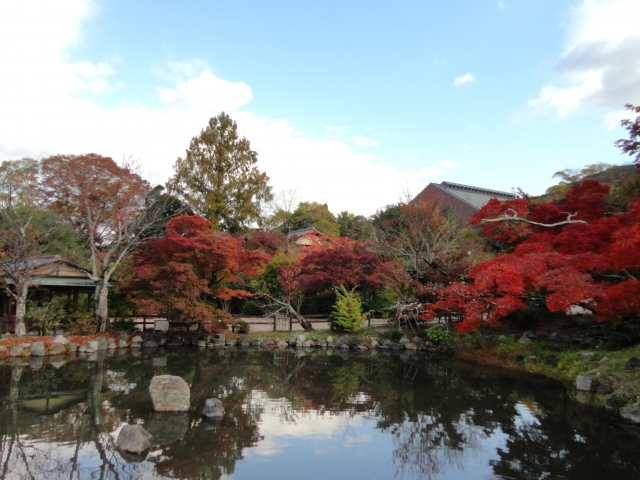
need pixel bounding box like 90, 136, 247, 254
337, 211, 376, 241
167, 112, 273, 233
289, 201, 340, 236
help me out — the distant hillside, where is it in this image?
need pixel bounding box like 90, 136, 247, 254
534, 163, 637, 204
584, 163, 636, 184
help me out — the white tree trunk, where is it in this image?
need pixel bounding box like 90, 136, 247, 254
14, 282, 28, 337
95, 282, 109, 333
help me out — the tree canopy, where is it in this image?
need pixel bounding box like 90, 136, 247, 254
289, 201, 340, 236
425, 179, 640, 332
126, 214, 268, 332
40, 154, 164, 332
167, 112, 273, 233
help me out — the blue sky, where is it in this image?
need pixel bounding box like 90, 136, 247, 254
1, 0, 639, 215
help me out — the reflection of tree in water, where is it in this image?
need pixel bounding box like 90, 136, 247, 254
329, 363, 366, 404
0, 359, 132, 479
0, 350, 640, 479
390, 413, 485, 480
491, 403, 640, 480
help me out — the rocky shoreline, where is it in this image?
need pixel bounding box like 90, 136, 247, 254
1, 331, 440, 358
4, 329, 640, 426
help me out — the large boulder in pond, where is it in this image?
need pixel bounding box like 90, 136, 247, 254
202, 398, 225, 418
116, 424, 152, 454
149, 375, 190, 412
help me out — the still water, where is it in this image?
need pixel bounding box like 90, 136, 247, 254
0, 347, 638, 480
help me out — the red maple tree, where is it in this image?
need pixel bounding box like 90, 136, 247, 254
126, 214, 268, 332
424, 180, 640, 332
296, 237, 383, 294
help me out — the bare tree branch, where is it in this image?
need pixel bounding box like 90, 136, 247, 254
480, 209, 588, 227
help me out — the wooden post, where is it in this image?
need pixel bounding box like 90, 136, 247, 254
289, 313, 293, 331
72, 289, 78, 313
273, 314, 276, 332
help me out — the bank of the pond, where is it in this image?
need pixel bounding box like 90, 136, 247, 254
449, 327, 640, 422
2, 322, 640, 424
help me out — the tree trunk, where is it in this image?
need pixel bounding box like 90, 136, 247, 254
94, 282, 109, 333
288, 304, 314, 331
14, 282, 28, 337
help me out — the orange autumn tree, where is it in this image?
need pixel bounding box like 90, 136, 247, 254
126, 214, 268, 332
40, 154, 167, 332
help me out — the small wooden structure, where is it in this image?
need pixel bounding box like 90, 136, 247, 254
0, 255, 97, 333
286, 227, 324, 247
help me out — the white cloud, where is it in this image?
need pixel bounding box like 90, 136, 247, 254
438, 160, 461, 168
0, 0, 446, 216
453, 74, 476, 86
603, 107, 636, 129
152, 59, 210, 82
498, 2, 506, 10
529, 0, 640, 118
158, 70, 253, 112
324, 125, 349, 135
349, 135, 379, 146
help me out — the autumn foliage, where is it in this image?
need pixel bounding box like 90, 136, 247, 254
296, 237, 383, 294
426, 180, 640, 332
126, 214, 268, 332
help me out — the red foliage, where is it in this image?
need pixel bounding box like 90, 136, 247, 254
296, 237, 383, 293
430, 180, 640, 331
126, 215, 268, 332
471, 198, 531, 246
244, 231, 286, 255
561, 179, 610, 222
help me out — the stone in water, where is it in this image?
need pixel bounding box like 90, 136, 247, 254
116, 424, 152, 454
202, 398, 225, 418
149, 375, 190, 412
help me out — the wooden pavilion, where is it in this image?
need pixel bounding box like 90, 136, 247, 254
0, 255, 97, 334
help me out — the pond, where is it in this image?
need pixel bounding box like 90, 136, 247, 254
0, 347, 638, 480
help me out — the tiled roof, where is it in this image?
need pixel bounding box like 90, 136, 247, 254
286, 227, 322, 240
3, 255, 91, 275
436, 181, 517, 210
4, 277, 97, 287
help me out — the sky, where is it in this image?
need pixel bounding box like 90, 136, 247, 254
1, 0, 639, 216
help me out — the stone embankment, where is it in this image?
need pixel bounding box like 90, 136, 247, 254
0, 331, 440, 360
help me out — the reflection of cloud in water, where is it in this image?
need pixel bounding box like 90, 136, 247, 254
245, 390, 374, 458
514, 402, 542, 428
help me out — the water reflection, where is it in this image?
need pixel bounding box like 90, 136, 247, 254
0, 348, 638, 479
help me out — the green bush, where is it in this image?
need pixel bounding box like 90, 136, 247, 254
236, 320, 250, 334
329, 285, 367, 333
426, 325, 452, 351
26, 297, 67, 335
110, 317, 137, 332
385, 327, 403, 341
